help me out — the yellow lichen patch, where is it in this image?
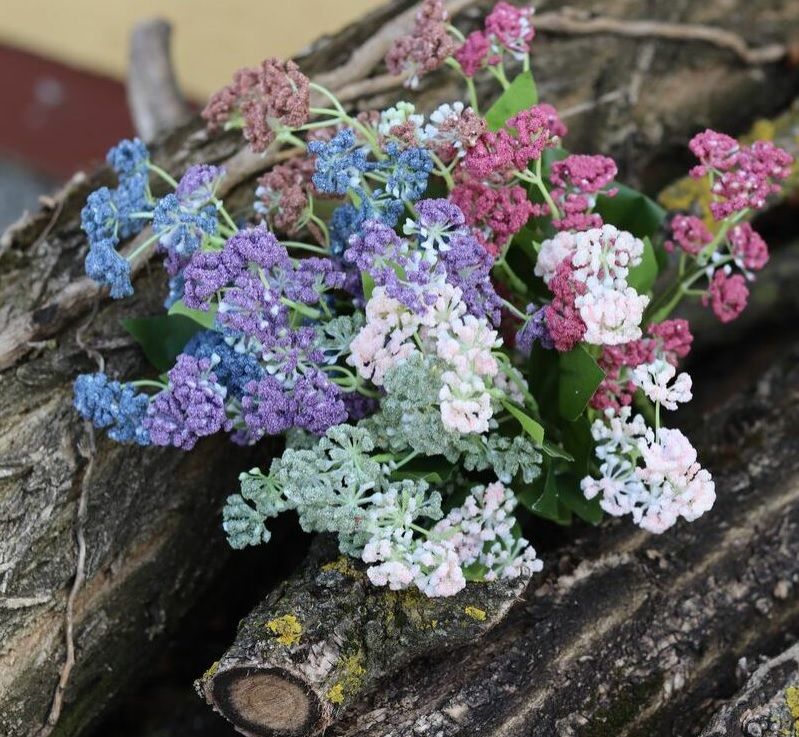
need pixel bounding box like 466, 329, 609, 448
202, 660, 220, 680
265, 614, 302, 646
786, 685, 799, 728
320, 556, 361, 578
464, 606, 487, 621
329, 649, 367, 702
658, 177, 716, 229
326, 683, 345, 705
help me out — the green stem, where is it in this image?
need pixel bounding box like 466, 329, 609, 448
216, 203, 238, 233
493, 257, 529, 297
147, 163, 179, 189
131, 379, 167, 390
429, 150, 455, 190
126, 231, 162, 262
282, 240, 328, 254
500, 297, 527, 320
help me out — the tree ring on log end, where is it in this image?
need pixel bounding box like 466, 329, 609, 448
211, 666, 321, 737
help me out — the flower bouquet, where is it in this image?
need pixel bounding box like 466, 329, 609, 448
73, 0, 793, 598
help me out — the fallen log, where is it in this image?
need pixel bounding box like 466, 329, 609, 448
3, 1, 799, 736
196, 541, 529, 737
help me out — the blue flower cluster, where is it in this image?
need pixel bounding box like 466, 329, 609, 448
308, 128, 434, 255
73, 373, 150, 445
81, 139, 154, 299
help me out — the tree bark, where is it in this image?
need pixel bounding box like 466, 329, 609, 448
2, 1, 799, 736
195, 539, 528, 737
700, 640, 799, 737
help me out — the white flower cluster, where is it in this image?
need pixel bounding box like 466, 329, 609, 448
348, 284, 502, 433
377, 101, 425, 138
580, 408, 715, 534
363, 481, 543, 596
632, 359, 693, 410
536, 225, 650, 345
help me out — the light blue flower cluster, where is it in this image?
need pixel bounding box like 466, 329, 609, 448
308, 127, 434, 255
80, 139, 154, 298
73, 373, 150, 445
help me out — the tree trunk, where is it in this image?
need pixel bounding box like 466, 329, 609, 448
2, 1, 799, 736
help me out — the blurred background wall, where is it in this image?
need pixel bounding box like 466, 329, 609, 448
0, 0, 383, 226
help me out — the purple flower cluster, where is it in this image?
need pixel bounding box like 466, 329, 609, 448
516, 305, 553, 354
345, 219, 443, 313
183, 226, 290, 310
240, 369, 346, 441
143, 355, 228, 450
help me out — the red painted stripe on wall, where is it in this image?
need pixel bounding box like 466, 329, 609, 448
0, 43, 135, 178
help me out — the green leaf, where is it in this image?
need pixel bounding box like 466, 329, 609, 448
517, 460, 570, 524
501, 400, 545, 445
558, 346, 605, 421
540, 440, 574, 461
557, 480, 603, 524
122, 315, 203, 372
168, 299, 217, 329
485, 71, 538, 131
595, 184, 667, 240
627, 236, 659, 294
527, 344, 560, 422
362, 272, 375, 301
541, 147, 569, 176
393, 458, 456, 485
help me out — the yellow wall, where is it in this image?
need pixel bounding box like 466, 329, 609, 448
0, 0, 384, 101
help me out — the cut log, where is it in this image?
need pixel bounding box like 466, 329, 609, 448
2, 1, 799, 736
700, 641, 799, 736
196, 539, 528, 737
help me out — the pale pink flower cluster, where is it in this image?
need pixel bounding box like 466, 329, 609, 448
348, 284, 501, 433
631, 359, 692, 411
363, 481, 543, 596
581, 408, 715, 534
536, 226, 649, 347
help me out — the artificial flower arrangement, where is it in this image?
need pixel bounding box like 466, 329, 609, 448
73, 1, 793, 598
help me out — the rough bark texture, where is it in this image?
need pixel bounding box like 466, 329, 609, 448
196, 539, 528, 737
2, 1, 799, 736
700, 641, 799, 736
320, 342, 799, 737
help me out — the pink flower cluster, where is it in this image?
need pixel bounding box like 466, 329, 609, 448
591, 319, 693, 411
535, 226, 649, 350
464, 105, 566, 179
202, 58, 310, 152
451, 180, 534, 256
455, 2, 535, 76
348, 284, 501, 433
385, 0, 456, 88
549, 154, 618, 231
450, 104, 566, 254
664, 214, 713, 255
363, 481, 542, 596
689, 129, 793, 220
703, 270, 748, 323
581, 408, 715, 534
423, 102, 487, 162
254, 157, 316, 236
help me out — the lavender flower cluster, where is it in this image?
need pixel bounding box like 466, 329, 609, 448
72, 0, 793, 598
